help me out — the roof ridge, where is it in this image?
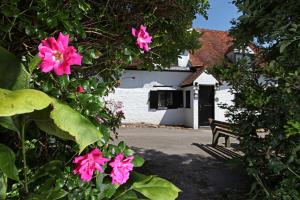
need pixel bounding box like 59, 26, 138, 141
193, 28, 229, 33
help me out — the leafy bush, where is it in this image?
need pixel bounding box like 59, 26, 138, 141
209, 0, 300, 199
0, 0, 209, 199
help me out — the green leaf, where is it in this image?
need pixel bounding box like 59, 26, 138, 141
28, 56, 41, 74
0, 46, 21, 89
50, 99, 102, 152
0, 144, 19, 181
0, 89, 52, 117
104, 184, 118, 198
0, 172, 7, 200
31, 108, 74, 141
98, 124, 110, 143
96, 172, 106, 192
132, 155, 145, 167
46, 189, 68, 200
0, 89, 101, 151
130, 172, 148, 182
280, 40, 293, 53
131, 176, 181, 200
11, 64, 30, 90
124, 148, 135, 157
115, 191, 139, 200
118, 141, 126, 152
31, 160, 63, 183
27, 188, 68, 200
0, 117, 19, 134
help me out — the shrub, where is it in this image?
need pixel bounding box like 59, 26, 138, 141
0, 0, 209, 199
209, 0, 300, 199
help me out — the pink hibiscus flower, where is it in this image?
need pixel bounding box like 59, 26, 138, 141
110, 153, 134, 185
73, 148, 110, 182
38, 32, 82, 76
132, 25, 152, 52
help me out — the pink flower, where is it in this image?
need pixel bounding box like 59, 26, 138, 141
38, 32, 82, 76
110, 153, 134, 185
73, 148, 110, 182
76, 85, 85, 93
132, 25, 152, 52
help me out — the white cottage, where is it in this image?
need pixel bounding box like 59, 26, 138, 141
108, 29, 254, 129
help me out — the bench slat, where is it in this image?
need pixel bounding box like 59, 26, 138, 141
208, 118, 240, 147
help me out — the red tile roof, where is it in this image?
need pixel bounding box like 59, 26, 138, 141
181, 29, 234, 87
180, 67, 205, 87
190, 29, 234, 68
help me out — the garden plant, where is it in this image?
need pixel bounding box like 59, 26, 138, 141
209, 0, 300, 199
0, 0, 209, 199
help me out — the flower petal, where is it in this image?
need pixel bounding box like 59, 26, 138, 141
57, 32, 69, 47
132, 28, 137, 37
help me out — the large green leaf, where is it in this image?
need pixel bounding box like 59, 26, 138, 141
0, 46, 21, 89
11, 64, 30, 90
31, 109, 74, 141
50, 100, 102, 152
0, 172, 7, 200
0, 89, 52, 117
0, 117, 20, 134
0, 144, 19, 181
0, 89, 102, 152
131, 176, 181, 200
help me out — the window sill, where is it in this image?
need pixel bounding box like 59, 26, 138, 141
152, 107, 184, 110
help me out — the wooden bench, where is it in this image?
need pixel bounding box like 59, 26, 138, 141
208, 118, 241, 148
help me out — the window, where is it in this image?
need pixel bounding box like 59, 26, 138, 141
185, 91, 191, 108
149, 90, 183, 109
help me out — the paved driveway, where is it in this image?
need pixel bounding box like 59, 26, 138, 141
117, 127, 249, 200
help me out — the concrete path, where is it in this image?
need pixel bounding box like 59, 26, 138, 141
117, 127, 249, 200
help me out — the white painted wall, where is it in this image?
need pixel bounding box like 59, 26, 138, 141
215, 82, 234, 122
108, 69, 234, 129
108, 70, 192, 126
182, 86, 195, 128
194, 70, 218, 85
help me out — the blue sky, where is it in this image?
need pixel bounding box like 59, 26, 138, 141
192, 0, 239, 31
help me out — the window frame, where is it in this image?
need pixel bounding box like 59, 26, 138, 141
149, 90, 183, 110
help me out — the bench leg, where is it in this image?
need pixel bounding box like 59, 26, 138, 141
225, 136, 230, 148
212, 132, 220, 147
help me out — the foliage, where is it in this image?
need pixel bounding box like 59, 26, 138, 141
0, 0, 209, 86
209, 0, 300, 199
0, 0, 209, 199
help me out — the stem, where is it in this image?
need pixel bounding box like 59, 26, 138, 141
112, 188, 131, 200
287, 166, 300, 179
21, 121, 28, 193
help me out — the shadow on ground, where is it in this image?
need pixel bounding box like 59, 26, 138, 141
133, 143, 250, 200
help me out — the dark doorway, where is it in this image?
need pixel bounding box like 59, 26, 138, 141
198, 85, 214, 126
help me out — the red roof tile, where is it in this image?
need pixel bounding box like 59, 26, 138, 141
181, 29, 234, 87
180, 67, 205, 87
190, 29, 234, 68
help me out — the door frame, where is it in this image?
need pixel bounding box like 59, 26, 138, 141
198, 85, 215, 126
